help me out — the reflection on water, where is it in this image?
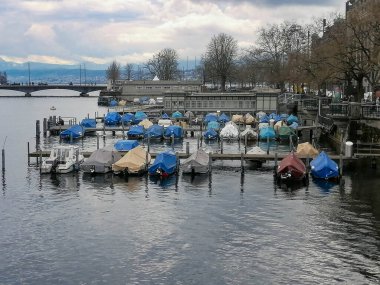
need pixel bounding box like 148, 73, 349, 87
0, 97, 380, 284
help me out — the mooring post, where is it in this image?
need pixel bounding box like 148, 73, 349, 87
171, 134, 174, 150
274, 152, 278, 175
39, 148, 42, 169
147, 134, 151, 153
200, 133, 203, 147
197, 135, 200, 150
240, 152, 244, 173
186, 141, 190, 156
1, 148, 5, 171
340, 129, 344, 155
221, 138, 224, 154
59, 127, 62, 143
96, 134, 99, 150
244, 134, 248, 154
266, 136, 270, 155
36, 120, 40, 139
122, 121, 125, 139
209, 151, 212, 173
306, 155, 310, 175
27, 142, 30, 166
87, 113, 89, 119
339, 154, 343, 176
43, 118, 47, 137
70, 132, 73, 144
112, 130, 115, 137
103, 115, 106, 135
176, 152, 180, 173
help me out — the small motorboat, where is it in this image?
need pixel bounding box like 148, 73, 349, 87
310, 151, 339, 180
104, 112, 121, 125
259, 126, 276, 140
278, 125, 296, 141
276, 152, 307, 185
145, 124, 164, 140
203, 128, 219, 140
127, 125, 145, 139
138, 119, 153, 130
112, 146, 151, 175
171, 111, 183, 119
296, 142, 319, 158
80, 118, 96, 128
240, 125, 258, 141
121, 113, 135, 125
81, 146, 122, 174
220, 121, 239, 140
204, 113, 218, 123
218, 113, 230, 123
148, 150, 177, 178
50, 106, 56, 110
164, 125, 183, 139
114, 140, 139, 151
181, 149, 210, 175
134, 111, 148, 124
41, 145, 84, 174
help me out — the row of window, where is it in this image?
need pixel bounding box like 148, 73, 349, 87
165, 100, 256, 109
135, 86, 200, 90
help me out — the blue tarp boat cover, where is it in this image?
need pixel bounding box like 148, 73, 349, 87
172, 111, 183, 118
127, 125, 145, 136
145, 124, 164, 138
207, 121, 220, 130
310, 151, 339, 179
259, 127, 276, 140
114, 140, 139, 151
121, 113, 135, 124
134, 111, 147, 123
60, 124, 84, 139
109, 100, 118, 107
280, 113, 289, 119
148, 151, 177, 175
203, 128, 219, 140
289, 122, 299, 129
218, 113, 230, 123
80, 118, 96, 128
164, 125, 183, 138
162, 113, 170, 119
204, 113, 218, 123
259, 115, 270, 123
287, 114, 298, 124
105, 112, 121, 125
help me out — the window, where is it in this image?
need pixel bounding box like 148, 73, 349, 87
221, 101, 225, 108
239, 101, 243, 108
192, 101, 196, 108
203, 101, 208, 108
209, 101, 214, 108
197, 101, 202, 108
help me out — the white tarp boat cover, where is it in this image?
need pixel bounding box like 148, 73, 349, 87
118, 100, 126, 106
240, 125, 258, 139
247, 146, 266, 155
112, 146, 151, 173
296, 142, 319, 158
258, 122, 269, 129
81, 145, 122, 173
220, 121, 239, 139
232, 114, 244, 123
256, 111, 266, 119
181, 149, 210, 174
138, 119, 153, 129
158, 119, 173, 128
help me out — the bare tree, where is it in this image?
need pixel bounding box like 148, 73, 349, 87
145, 48, 179, 80
124, 63, 134, 80
204, 33, 238, 91
106, 60, 121, 90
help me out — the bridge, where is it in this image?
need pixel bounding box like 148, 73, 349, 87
0, 84, 107, 96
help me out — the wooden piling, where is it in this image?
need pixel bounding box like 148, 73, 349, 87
43, 118, 47, 137
197, 135, 200, 150
339, 154, 343, 176
70, 132, 73, 143
27, 142, 30, 166
1, 149, 5, 171
266, 136, 270, 155
147, 134, 151, 153
36, 120, 40, 138
103, 115, 106, 135
240, 152, 244, 173
59, 127, 62, 144
208, 152, 212, 173
186, 142, 190, 156
96, 134, 99, 150
244, 134, 248, 154
274, 152, 278, 175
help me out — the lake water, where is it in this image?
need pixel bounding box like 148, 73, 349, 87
0, 90, 380, 284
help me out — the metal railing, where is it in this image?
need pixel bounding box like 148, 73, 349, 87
328, 103, 349, 117
361, 104, 380, 119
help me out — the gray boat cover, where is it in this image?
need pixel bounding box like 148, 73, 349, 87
81, 145, 123, 173
181, 149, 210, 174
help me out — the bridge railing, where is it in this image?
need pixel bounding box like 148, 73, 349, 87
328, 103, 349, 117
361, 104, 380, 119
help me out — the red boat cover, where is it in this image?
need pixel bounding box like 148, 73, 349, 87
278, 152, 306, 179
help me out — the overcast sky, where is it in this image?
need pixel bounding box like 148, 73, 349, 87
0, 0, 344, 66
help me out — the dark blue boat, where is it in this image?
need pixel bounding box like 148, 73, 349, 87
204, 113, 218, 123
259, 115, 269, 123
114, 140, 139, 151
121, 113, 135, 124
145, 124, 164, 139
161, 113, 170, 119
203, 128, 219, 140
164, 125, 183, 139
80, 118, 96, 128
259, 127, 276, 140
310, 151, 339, 180
218, 113, 230, 123
60, 124, 84, 139
105, 112, 121, 125
148, 151, 177, 177
127, 125, 145, 139
109, 100, 118, 107
287, 114, 298, 125
134, 111, 147, 124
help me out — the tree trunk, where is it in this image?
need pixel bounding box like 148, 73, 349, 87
221, 75, 227, 91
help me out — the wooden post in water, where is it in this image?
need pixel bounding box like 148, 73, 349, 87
197, 135, 200, 150
96, 134, 99, 150
186, 142, 190, 156
1, 148, 5, 171
27, 142, 30, 166
274, 152, 278, 176
103, 115, 106, 135
244, 134, 248, 154
70, 132, 73, 144
240, 152, 244, 173
59, 127, 62, 144
147, 134, 151, 153
208, 152, 212, 173
43, 118, 47, 137
122, 121, 125, 140
266, 136, 270, 155
87, 113, 89, 119
339, 154, 343, 176
221, 138, 224, 154
171, 134, 174, 150
36, 120, 40, 139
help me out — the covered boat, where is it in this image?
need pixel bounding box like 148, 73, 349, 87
220, 121, 239, 139
310, 151, 339, 180
207, 121, 220, 130
240, 125, 258, 140
81, 146, 122, 174
105, 112, 121, 125
259, 115, 269, 123
278, 125, 296, 140
276, 152, 307, 184
118, 100, 126, 106
296, 142, 319, 158
161, 113, 170, 119
172, 111, 183, 118
138, 119, 153, 129
41, 145, 84, 174
287, 114, 298, 125
114, 140, 139, 151
158, 119, 172, 128
134, 111, 148, 124
181, 149, 210, 174
256, 111, 266, 119
204, 113, 218, 123
289, 122, 299, 130
244, 113, 256, 124
232, 114, 244, 123
112, 146, 151, 175
60, 124, 84, 139
259, 127, 276, 140
109, 100, 118, 107
145, 124, 164, 139
164, 125, 183, 139
148, 150, 177, 178
258, 122, 269, 129
80, 118, 96, 128
121, 113, 135, 124
274, 120, 286, 132
127, 125, 145, 139
247, 146, 266, 155
218, 113, 230, 123
203, 128, 219, 140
